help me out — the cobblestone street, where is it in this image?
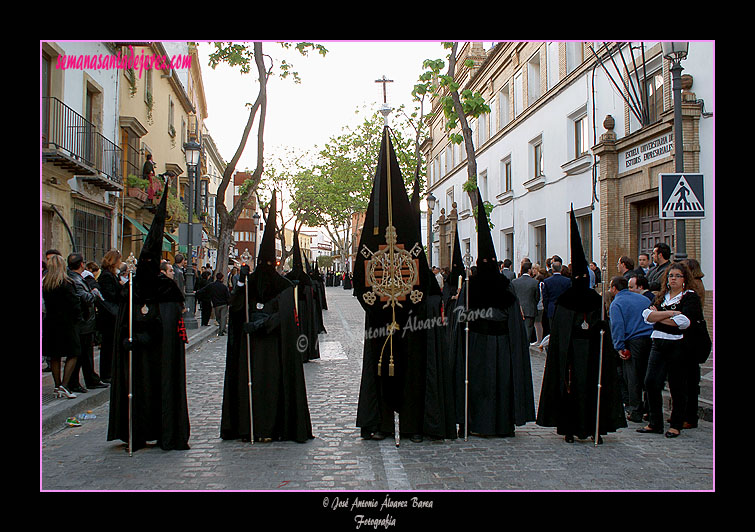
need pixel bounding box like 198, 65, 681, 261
42, 287, 713, 493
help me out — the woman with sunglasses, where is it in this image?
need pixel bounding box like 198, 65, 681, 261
637, 262, 703, 438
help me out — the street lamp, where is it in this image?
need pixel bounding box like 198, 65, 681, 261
662, 42, 689, 260
183, 139, 201, 328
426, 192, 436, 267
252, 211, 261, 267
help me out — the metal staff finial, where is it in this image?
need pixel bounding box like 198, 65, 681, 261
376, 74, 394, 127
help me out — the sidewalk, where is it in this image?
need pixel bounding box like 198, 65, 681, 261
41, 320, 218, 437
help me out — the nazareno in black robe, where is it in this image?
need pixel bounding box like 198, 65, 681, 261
107, 180, 190, 451
536, 206, 626, 440
452, 187, 535, 437
286, 236, 321, 363
220, 191, 313, 443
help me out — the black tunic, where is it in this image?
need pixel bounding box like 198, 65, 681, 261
536, 293, 627, 439
220, 279, 313, 443
452, 283, 536, 436
107, 276, 190, 451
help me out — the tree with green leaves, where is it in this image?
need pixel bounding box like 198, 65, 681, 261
291, 106, 419, 272
417, 42, 494, 224
206, 41, 327, 277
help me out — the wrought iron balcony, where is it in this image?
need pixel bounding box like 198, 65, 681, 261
42, 96, 123, 191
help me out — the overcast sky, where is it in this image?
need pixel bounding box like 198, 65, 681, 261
197, 41, 447, 171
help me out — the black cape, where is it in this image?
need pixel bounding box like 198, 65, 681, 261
535, 299, 627, 438
220, 280, 313, 443
286, 237, 321, 363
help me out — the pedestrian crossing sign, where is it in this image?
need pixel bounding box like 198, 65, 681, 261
659, 173, 705, 219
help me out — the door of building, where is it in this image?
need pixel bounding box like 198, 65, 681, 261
637, 197, 674, 257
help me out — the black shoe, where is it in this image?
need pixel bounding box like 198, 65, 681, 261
665, 430, 681, 438
89, 381, 110, 389
410, 434, 423, 443
70, 386, 88, 393
636, 426, 663, 434
564, 434, 575, 443
371, 431, 390, 441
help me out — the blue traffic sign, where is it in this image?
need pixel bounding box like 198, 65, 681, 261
659, 173, 705, 219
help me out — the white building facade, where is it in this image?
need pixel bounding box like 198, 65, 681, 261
425, 41, 714, 314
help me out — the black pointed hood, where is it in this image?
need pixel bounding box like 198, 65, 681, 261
256, 190, 278, 271
467, 186, 514, 312
354, 126, 429, 317
285, 228, 311, 286
448, 223, 465, 294
133, 178, 182, 302
556, 205, 600, 313
248, 189, 292, 303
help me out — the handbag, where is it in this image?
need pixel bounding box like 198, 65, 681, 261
685, 317, 712, 364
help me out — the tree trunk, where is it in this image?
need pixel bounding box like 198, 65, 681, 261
448, 42, 479, 211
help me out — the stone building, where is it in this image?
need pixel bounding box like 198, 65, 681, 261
424, 41, 713, 324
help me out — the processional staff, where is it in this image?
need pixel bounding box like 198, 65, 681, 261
462, 250, 473, 442
125, 252, 137, 457
240, 248, 255, 445
594, 250, 608, 447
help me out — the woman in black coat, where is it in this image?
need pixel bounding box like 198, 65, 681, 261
42, 254, 82, 398
96, 249, 123, 382
638, 262, 703, 438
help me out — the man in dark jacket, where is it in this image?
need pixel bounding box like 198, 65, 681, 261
511, 261, 540, 344
197, 272, 231, 336
646, 243, 672, 292
67, 252, 107, 392
541, 256, 571, 320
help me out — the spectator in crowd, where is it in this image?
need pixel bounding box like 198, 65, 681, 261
97, 249, 123, 382
639, 262, 703, 438
589, 261, 602, 285
635, 253, 651, 277
629, 275, 655, 303
680, 258, 707, 429
646, 242, 672, 292
618, 256, 635, 280
500, 259, 516, 280
173, 253, 186, 293
609, 276, 654, 423
42, 254, 81, 399
637, 253, 652, 276
66, 252, 107, 393
197, 272, 231, 336
533, 263, 549, 343
512, 261, 540, 345
196, 270, 213, 326
541, 256, 571, 321
42, 249, 63, 372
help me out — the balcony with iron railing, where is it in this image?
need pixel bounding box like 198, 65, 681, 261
42, 96, 123, 191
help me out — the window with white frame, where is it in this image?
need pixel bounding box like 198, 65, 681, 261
479, 170, 488, 201
446, 143, 454, 173
529, 135, 544, 178
566, 42, 584, 75
527, 52, 541, 105
568, 104, 589, 160
446, 186, 454, 212
514, 71, 523, 117
500, 83, 510, 127
488, 96, 497, 135
500, 156, 512, 192
546, 41, 560, 90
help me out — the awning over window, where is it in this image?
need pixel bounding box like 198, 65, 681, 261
123, 214, 172, 252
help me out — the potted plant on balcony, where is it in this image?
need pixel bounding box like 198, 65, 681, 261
126, 174, 149, 201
